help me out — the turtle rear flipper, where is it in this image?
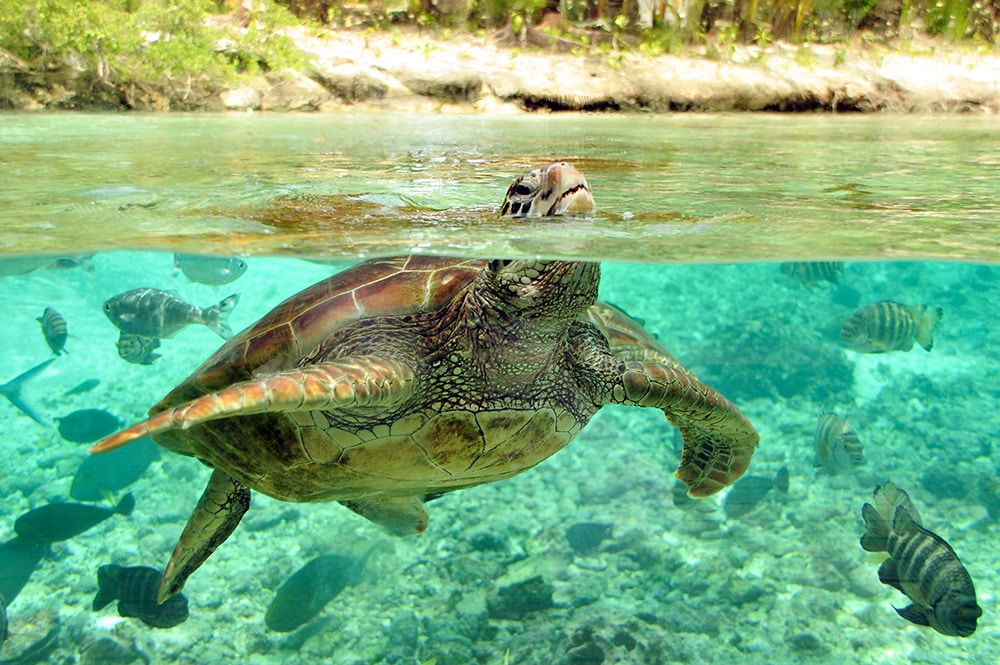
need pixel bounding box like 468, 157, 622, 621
342, 495, 429, 536
90, 357, 417, 454
159, 469, 251, 602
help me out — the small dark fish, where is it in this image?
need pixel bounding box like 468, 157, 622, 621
266, 547, 377, 632
813, 413, 863, 473
63, 378, 101, 397
780, 262, 843, 291
104, 288, 239, 339
37, 308, 68, 356
116, 332, 161, 365
55, 408, 124, 443
173, 254, 248, 286
71, 436, 160, 501
860, 481, 981, 637
0, 358, 55, 425
93, 564, 189, 628
723, 466, 789, 519
0, 537, 49, 603
565, 522, 613, 554
14, 493, 135, 544
841, 301, 943, 353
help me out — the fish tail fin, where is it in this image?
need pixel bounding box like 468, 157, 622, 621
911, 305, 942, 351
874, 481, 922, 526
93, 565, 121, 610
204, 293, 240, 339
115, 492, 136, 516
0, 358, 56, 425
860, 502, 890, 552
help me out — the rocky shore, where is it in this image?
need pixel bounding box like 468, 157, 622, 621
3, 26, 998, 113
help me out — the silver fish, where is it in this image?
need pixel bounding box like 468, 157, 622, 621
813, 413, 863, 473
173, 254, 248, 286
841, 301, 942, 353
116, 332, 161, 365
37, 307, 68, 356
860, 481, 981, 636
104, 288, 239, 339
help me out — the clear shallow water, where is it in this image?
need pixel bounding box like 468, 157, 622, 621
0, 115, 998, 665
1, 113, 998, 262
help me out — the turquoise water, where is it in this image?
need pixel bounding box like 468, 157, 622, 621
0, 114, 998, 664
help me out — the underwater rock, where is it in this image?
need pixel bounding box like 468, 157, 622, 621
385, 610, 420, 650
562, 640, 604, 665
79, 635, 150, 665
0, 608, 60, 664
918, 467, 970, 501
788, 632, 827, 653
487, 559, 554, 620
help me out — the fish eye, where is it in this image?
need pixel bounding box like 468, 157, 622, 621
103, 302, 112, 312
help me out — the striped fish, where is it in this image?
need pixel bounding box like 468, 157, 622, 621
37, 307, 68, 355
813, 413, 863, 473
116, 332, 161, 365
841, 301, 942, 353
94, 564, 188, 628
780, 262, 843, 291
860, 481, 981, 636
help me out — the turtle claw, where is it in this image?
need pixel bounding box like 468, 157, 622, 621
159, 469, 251, 602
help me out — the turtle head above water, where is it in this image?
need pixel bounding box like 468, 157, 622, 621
499, 162, 595, 218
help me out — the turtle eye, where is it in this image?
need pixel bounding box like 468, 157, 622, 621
489, 259, 514, 272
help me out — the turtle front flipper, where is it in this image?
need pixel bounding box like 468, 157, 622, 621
160, 468, 251, 602
614, 361, 759, 498
90, 357, 417, 454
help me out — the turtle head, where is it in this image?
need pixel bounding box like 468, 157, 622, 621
499, 162, 595, 218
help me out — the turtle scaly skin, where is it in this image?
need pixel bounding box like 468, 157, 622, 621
93, 163, 758, 603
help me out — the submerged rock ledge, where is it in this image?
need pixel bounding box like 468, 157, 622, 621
3, 28, 998, 113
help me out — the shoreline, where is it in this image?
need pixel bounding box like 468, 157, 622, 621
2, 27, 999, 113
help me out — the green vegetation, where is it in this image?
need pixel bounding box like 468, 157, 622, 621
0, 0, 304, 107
0, 0, 995, 108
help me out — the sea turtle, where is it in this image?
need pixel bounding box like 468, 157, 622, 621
93, 162, 759, 602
